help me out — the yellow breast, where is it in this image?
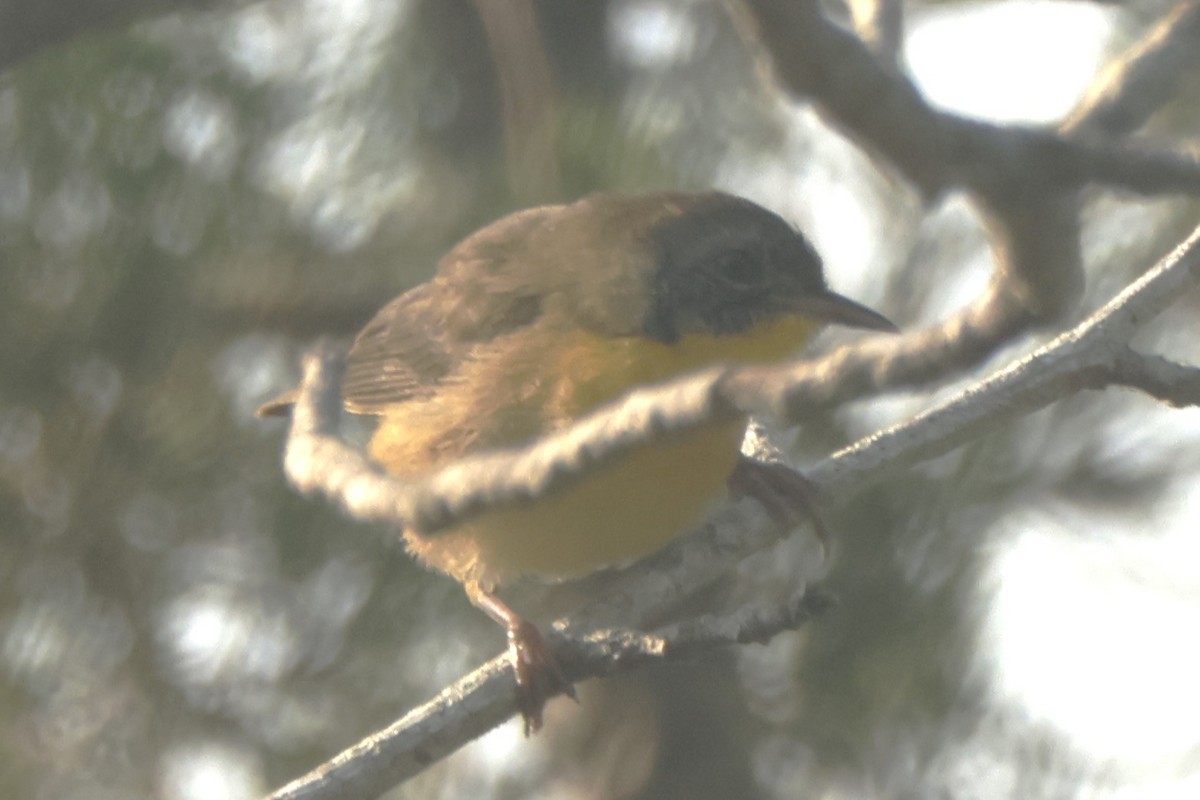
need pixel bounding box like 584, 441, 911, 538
371, 316, 818, 588
402, 417, 745, 588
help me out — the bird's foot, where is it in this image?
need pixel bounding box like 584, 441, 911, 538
728, 455, 830, 556
470, 585, 578, 735
507, 619, 577, 735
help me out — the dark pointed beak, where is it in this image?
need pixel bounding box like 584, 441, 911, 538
787, 290, 899, 333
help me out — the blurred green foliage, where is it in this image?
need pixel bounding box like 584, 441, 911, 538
2, 2, 1199, 800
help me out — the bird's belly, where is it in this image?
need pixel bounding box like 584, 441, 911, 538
404, 420, 746, 588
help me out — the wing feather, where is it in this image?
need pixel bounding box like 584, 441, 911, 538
341, 205, 563, 413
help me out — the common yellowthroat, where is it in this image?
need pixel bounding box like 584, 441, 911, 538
262, 191, 895, 731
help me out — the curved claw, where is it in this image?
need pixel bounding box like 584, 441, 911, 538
727, 455, 830, 555
470, 585, 577, 735
508, 619, 577, 735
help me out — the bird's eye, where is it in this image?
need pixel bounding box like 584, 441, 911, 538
712, 248, 766, 288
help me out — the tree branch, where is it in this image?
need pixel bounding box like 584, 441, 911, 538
1105, 349, 1200, 407
847, 0, 905, 67
263, 5, 1200, 798
266, 221, 1200, 800
264, 589, 832, 800
283, 222, 1200, 543
473, 0, 562, 203
731, 0, 1200, 383
1063, 0, 1200, 138
735, 0, 1200, 201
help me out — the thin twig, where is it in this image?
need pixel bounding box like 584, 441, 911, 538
1063, 1, 1200, 138
474, 0, 562, 203
731, 0, 1200, 386
267, 223, 1200, 800
263, 589, 832, 800
282, 224, 1200, 543
1106, 349, 1200, 407
816, 226, 1200, 497
265, 5, 1200, 797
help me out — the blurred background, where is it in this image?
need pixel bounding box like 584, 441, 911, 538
3, 1, 1200, 798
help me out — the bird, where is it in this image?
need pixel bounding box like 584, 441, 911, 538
260, 190, 896, 732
